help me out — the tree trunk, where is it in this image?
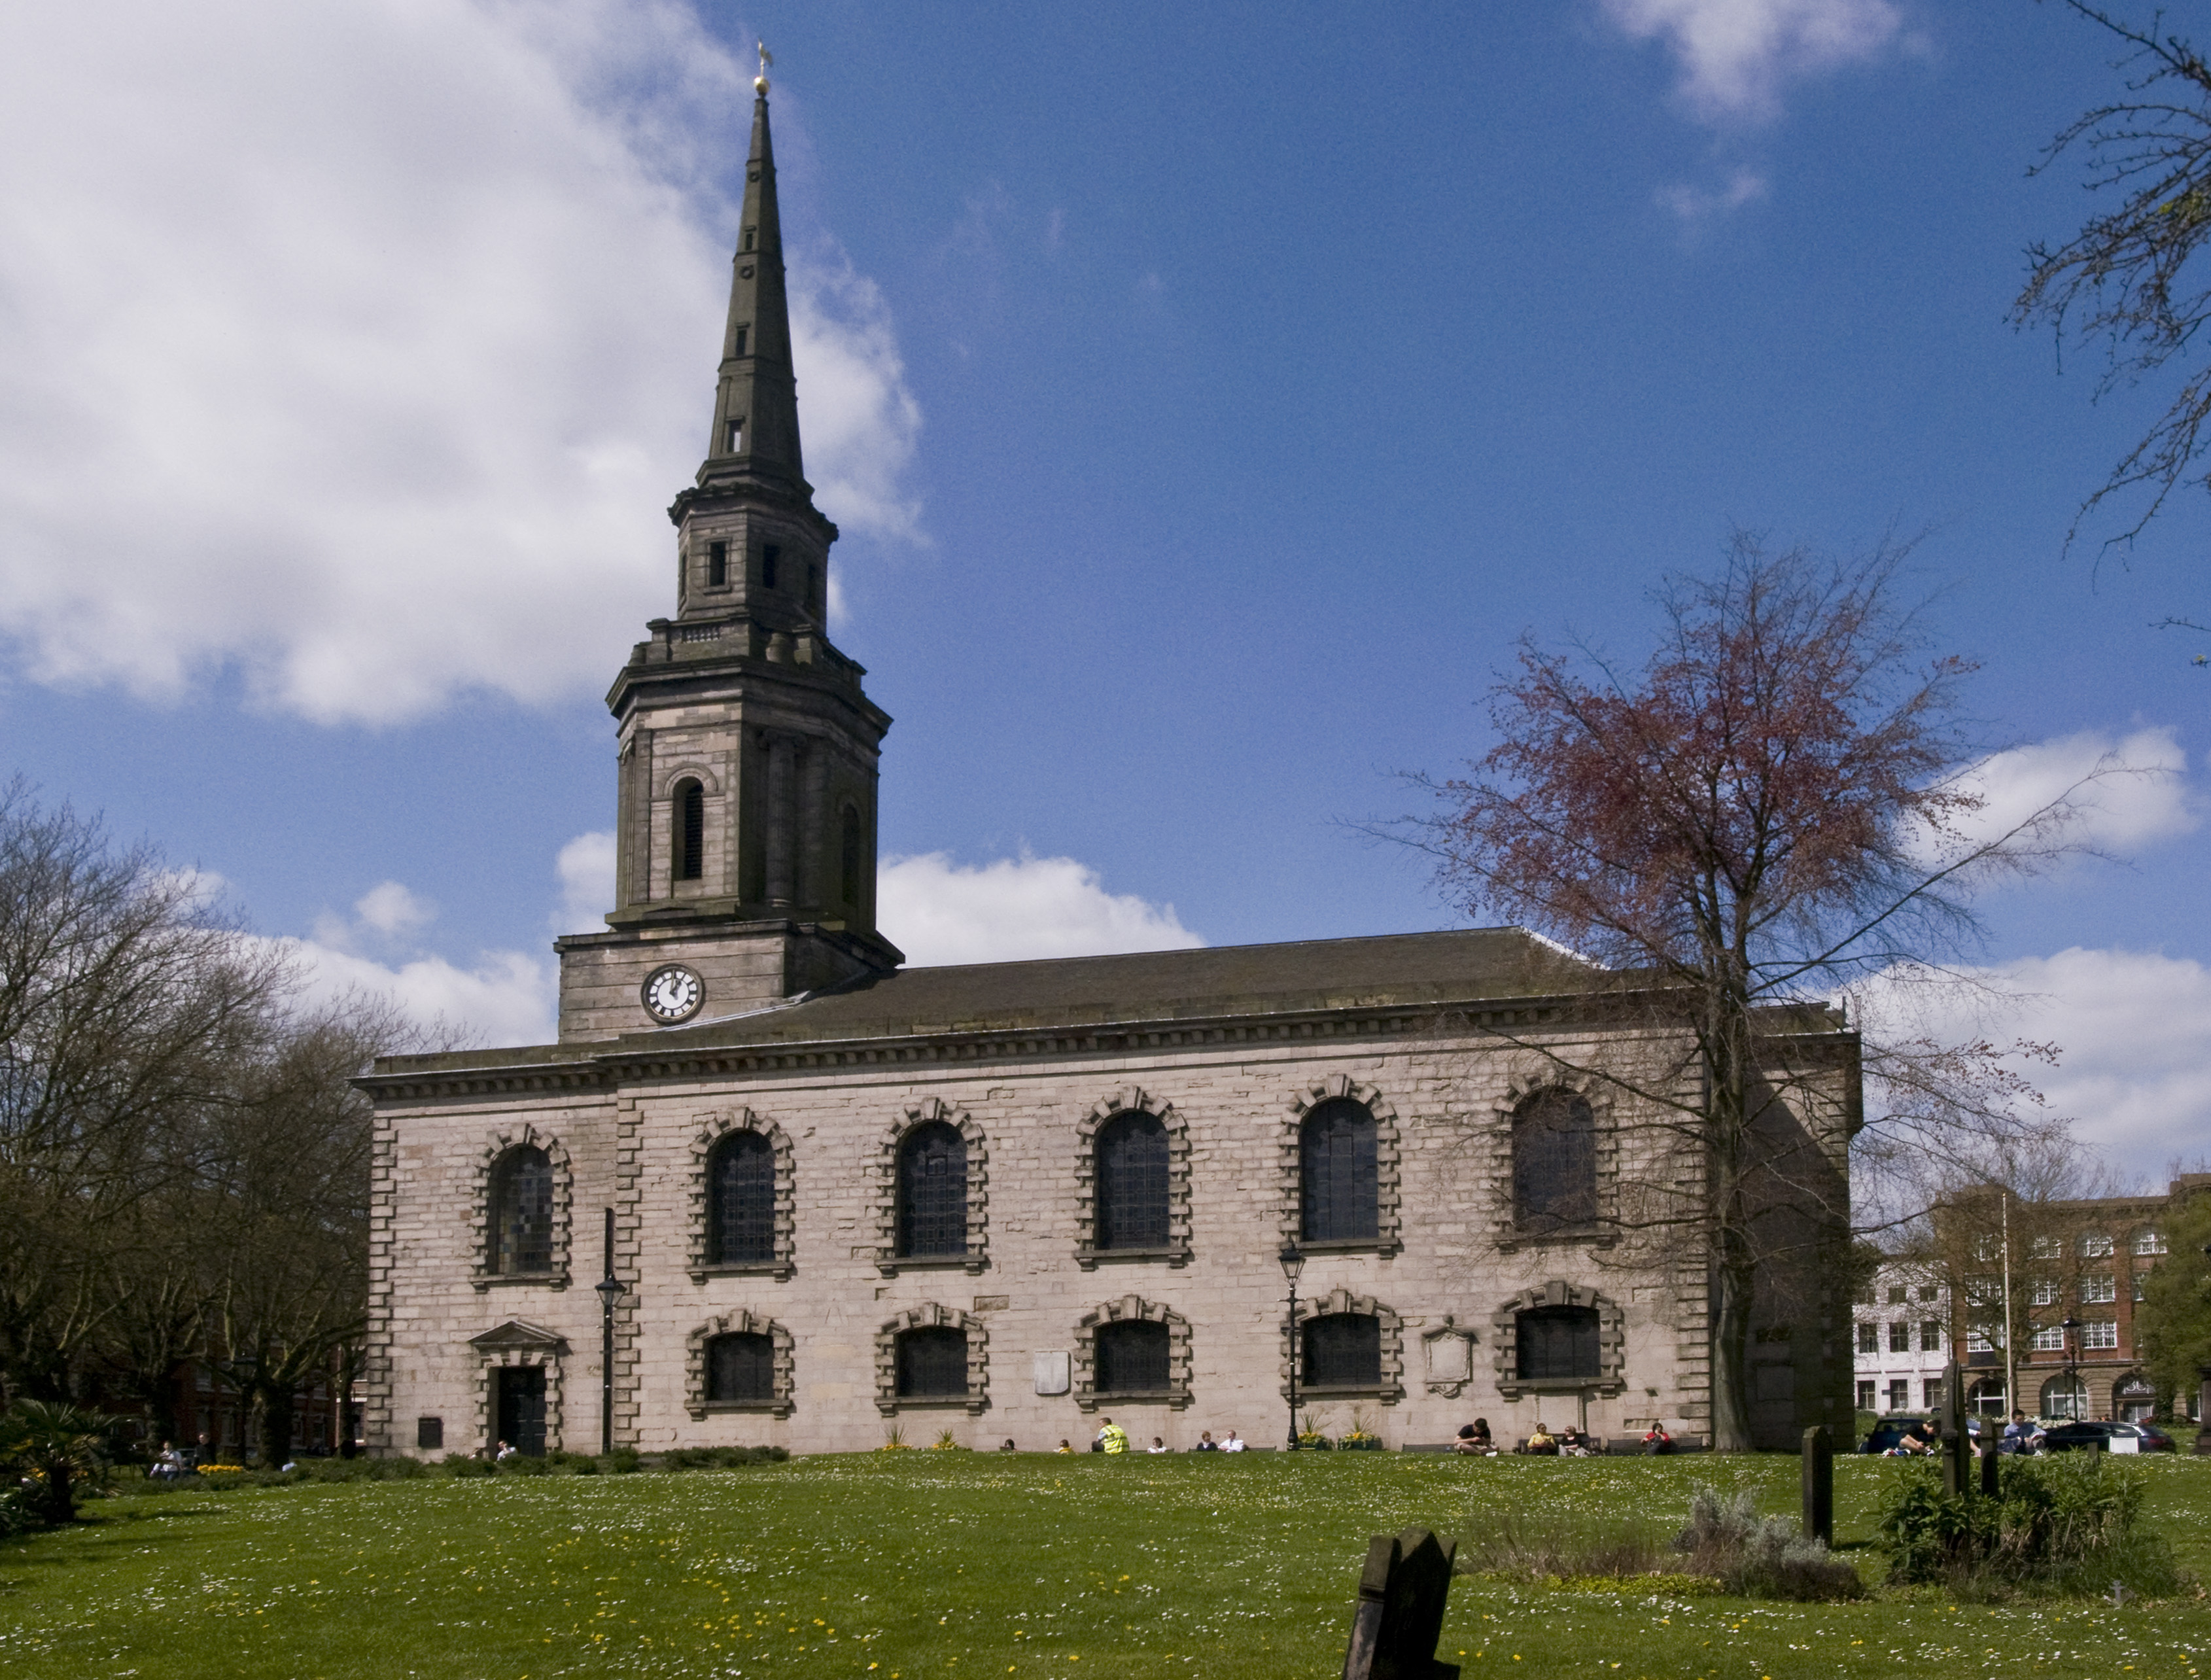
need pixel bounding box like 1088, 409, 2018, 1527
258, 1384, 295, 1467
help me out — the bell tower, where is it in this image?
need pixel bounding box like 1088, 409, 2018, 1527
555, 69, 902, 1040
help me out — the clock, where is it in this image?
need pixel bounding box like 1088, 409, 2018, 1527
640, 964, 705, 1024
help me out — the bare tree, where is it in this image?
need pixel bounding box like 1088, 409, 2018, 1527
0, 779, 286, 1403
1392, 537, 2087, 1449
2015, 1, 2211, 568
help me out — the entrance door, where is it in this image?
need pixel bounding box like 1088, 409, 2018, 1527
495, 1366, 547, 1456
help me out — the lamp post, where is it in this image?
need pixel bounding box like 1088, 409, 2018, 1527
594, 1208, 625, 1456
1280, 1242, 1306, 1451
2059, 1314, 2082, 1422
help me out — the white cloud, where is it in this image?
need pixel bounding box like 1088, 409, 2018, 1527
278, 936, 556, 1047
0, 0, 921, 726
1866, 948, 2211, 1183
553, 830, 618, 935
879, 852, 1204, 967
353, 880, 437, 938
1656, 167, 1769, 222
1926, 726, 2196, 867
1599, 0, 1904, 120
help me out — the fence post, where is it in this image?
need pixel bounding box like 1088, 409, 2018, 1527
1801, 1424, 1833, 1547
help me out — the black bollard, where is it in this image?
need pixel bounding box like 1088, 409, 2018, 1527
1801, 1425, 1834, 1547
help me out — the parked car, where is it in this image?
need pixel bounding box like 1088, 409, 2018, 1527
2038, 1420, 2176, 1454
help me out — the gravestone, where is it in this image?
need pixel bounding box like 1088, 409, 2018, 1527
1800, 1426, 1832, 1547
1340, 1528, 1460, 1680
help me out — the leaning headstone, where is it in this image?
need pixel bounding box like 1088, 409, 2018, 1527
1341, 1528, 1461, 1680
1800, 1426, 1833, 1547
1979, 1434, 2000, 1497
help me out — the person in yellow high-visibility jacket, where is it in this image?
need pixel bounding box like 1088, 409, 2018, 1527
1097, 1418, 1129, 1454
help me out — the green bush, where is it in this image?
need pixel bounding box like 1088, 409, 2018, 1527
442, 1452, 494, 1478
660, 1445, 788, 1471
1674, 1487, 1864, 1601
1875, 1453, 2182, 1596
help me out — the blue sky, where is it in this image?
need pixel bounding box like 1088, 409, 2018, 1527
3, 1, 2209, 1176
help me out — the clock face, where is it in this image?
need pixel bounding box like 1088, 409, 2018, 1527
640, 964, 705, 1024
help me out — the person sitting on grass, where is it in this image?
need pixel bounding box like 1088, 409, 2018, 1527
1098, 1418, 1130, 1454
1147, 1435, 1169, 1454
1642, 1422, 1673, 1456
1193, 1431, 1219, 1450
1887, 1420, 1937, 1457
1525, 1422, 1558, 1455
2000, 1410, 2036, 1455
998, 1438, 1017, 1452
1453, 1421, 1497, 1456
1220, 1431, 1245, 1452
1558, 1426, 1594, 1458
1055, 1439, 1074, 1454
150, 1442, 186, 1481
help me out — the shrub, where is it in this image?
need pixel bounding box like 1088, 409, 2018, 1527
1876, 1454, 2182, 1596
603, 1446, 643, 1474
442, 1452, 494, 1478
0, 1401, 115, 1524
663, 1445, 788, 1471
1675, 1488, 1863, 1601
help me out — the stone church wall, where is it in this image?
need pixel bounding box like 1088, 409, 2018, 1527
368, 1023, 1853, 1456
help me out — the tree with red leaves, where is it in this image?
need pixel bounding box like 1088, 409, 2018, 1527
1404, 537, 2084, 1451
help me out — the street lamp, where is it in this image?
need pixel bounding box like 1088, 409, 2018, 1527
2059, 1314, 2083, 1422
594, 1208, 625, 1456
1280, 1242, 1306, 1451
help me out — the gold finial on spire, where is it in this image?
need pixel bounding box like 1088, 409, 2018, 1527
755, 41, 773, 95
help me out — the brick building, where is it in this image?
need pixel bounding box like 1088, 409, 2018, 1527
359, 82, 1859, 1460
1941, 1177, 2209, 1424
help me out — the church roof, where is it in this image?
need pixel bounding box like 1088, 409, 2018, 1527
680, 925, 1594, 1046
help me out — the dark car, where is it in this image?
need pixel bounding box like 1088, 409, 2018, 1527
2040, 1420, 2175, 1454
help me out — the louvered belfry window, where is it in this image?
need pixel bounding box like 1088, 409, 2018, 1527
896, 1326, 968, 1397
674, 779, 705, 882
896, 1122, 967, 1257
708, 1131, 776, 1265
1096, 1111, 1170, 1250
1515, 1304, 1601, 1381
1299, 1099, 1378, 1243
1512, 1090, 1597, 1231
1302, 1312, 1382, 1388
489, 1146, 553, 1274
706, 1331, 775, 1403
1095, 1320, 1171, 1394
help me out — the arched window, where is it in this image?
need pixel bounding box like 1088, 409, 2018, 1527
1512, 1089, 1597, 1231
707, 1130, 775, 1266
839, 804, 862, 907
705, 1331, 775, 1403
1095, 1320, 1170, 1395
1302, 1312, 1382, 1389
1299, 1099, 1378, 1243
1514, 1304, 1600, 1381
2040, 1375, 2087, 1420
674, 779, 705, 883
896, 1122, 967, 1258
1096, 1111, 1170, 1250
896, 1325, 968, 1397
487, 1146, 553, 1275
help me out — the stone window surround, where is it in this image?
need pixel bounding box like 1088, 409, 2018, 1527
467, 1320, 567, 1454
686, 1309, 796, 1419
653, 760, 726, 902
470, 1123, 574, 1293
1072, 1295, 1194, 1412
875, 1303, 990, 1416
1074, 1085, 1193, 1270
1278, 1076, 1402, 1259
873, 1098, 989, 1277
688, 1107, 797, 1281
1281, 1286, 1405, 1404
1494, 1074, 1619, 1253
1491, 1279, 1627, 1400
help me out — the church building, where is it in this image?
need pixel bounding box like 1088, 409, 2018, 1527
360, 80, 1857, 1458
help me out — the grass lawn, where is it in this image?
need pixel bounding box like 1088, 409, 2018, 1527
1, 1452, 2206, 1679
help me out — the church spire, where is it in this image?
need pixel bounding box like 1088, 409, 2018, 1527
702, 69, 803, 489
